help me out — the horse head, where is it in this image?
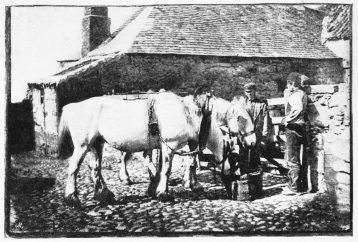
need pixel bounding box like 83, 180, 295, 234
226, 97, 256, 148
182, 93, 225, 163
205, 117, 225, 163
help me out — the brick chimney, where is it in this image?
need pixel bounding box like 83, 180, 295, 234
81, 7, 111, 57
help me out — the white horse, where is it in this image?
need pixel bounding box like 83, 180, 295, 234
58, 92, 227, 206
114, 95, 257, 193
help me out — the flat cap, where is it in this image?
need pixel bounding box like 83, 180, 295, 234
244, 82, 256, 91
287, 72, 304, 87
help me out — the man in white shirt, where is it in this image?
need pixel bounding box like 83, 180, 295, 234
282, 72, 309, 195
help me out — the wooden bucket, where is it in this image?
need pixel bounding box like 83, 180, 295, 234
232, 170, 263, 201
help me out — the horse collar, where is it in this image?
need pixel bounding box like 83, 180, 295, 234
202, 95, 213, 115
148, 99, 159, 136
240, 130, 255, 138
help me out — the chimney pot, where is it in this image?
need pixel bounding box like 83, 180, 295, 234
81, 7, 110, 57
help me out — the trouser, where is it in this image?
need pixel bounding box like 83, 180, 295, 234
240, 142, 261, 174
307, 146, 319, 191
250, 143, 261, 170
285, 123, 308, 192
237, 141, 262, 199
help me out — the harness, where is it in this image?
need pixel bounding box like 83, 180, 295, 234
148, 98, 159, 136
220, 114, 256, 167
147, 95, 213, 157
240, 130, 256, 138
147, 95, 255, 160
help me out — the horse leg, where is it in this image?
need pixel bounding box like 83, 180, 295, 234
118, 151, 132, 185
156, 146, 174, 201
90, 141, 116, 204
188, 156, 204, 192
146, 149, 161, 198
182, 155, 204, 192
64, 146, 88, 207
221, 158, 233, 199
183, 141, 204, 192
182, 155, 193, 189
143, 150, 159, 179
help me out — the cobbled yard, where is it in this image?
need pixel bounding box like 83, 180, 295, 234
7, 148, 351, 237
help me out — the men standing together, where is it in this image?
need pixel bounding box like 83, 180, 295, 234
242, 73, 311, 197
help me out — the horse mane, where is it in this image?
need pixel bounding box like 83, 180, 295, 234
181, 94, 250, 124
226, 96, 250, 120
211, 97, 231, 125
182, 95, 249, 125
231, 96, 247, 108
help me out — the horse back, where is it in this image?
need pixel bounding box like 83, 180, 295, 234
155, 92, 198, 142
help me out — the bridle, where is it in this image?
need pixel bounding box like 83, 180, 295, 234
232, 114, 255, 140
240, 130, 255, 139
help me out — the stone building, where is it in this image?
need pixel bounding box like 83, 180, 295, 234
26, 5, 351, 205
27, 5, 346, 153
266, 4, 352, 211
23, 4, 351, 209
317, 4, 351, 211
321, 5, 351, 84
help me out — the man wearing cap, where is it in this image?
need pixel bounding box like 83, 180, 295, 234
282, 72, 309, 195
242, 82, 270, 173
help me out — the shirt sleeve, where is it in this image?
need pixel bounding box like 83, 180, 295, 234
283, 88, 290, 113
286, 92, 307, 123
262, 103, 269, 136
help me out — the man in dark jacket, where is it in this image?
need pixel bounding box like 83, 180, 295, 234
242, 82, 270, 172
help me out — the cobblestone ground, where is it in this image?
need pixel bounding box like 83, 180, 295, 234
7, 150, 351, 237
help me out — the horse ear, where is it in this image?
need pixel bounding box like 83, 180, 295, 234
194, 86, 204, 98
237, 96, 246, 106
230, 97, 245, 114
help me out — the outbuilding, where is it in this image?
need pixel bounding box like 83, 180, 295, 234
26, 5, 348, 156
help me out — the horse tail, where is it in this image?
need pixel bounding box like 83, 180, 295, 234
57, 108, 74, 159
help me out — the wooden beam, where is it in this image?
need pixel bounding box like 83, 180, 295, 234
272, 116, 284, 125
267, 98, 284, 106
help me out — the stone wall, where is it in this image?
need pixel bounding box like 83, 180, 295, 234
29, 86, 59, 155
305, 83, 350, 212
99, 54, 344, 100
57, 71, 103, 109
266, 83, 350, 211
27, 71, 351, 210
27, 54, 345, 156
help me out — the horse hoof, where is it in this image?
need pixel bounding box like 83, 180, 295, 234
147, 181, 159, 198
192, 184, 204, 193
120, 179, 132, 185
95, 188, 116, 204
147, 186, 157, 198
64, 194, 81, 208
157, 193, 174, 203
183, 180, 191, 189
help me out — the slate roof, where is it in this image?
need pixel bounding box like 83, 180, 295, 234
30, 5, 340, 87
322, 5, 351, 42
116, 5, 338, 59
